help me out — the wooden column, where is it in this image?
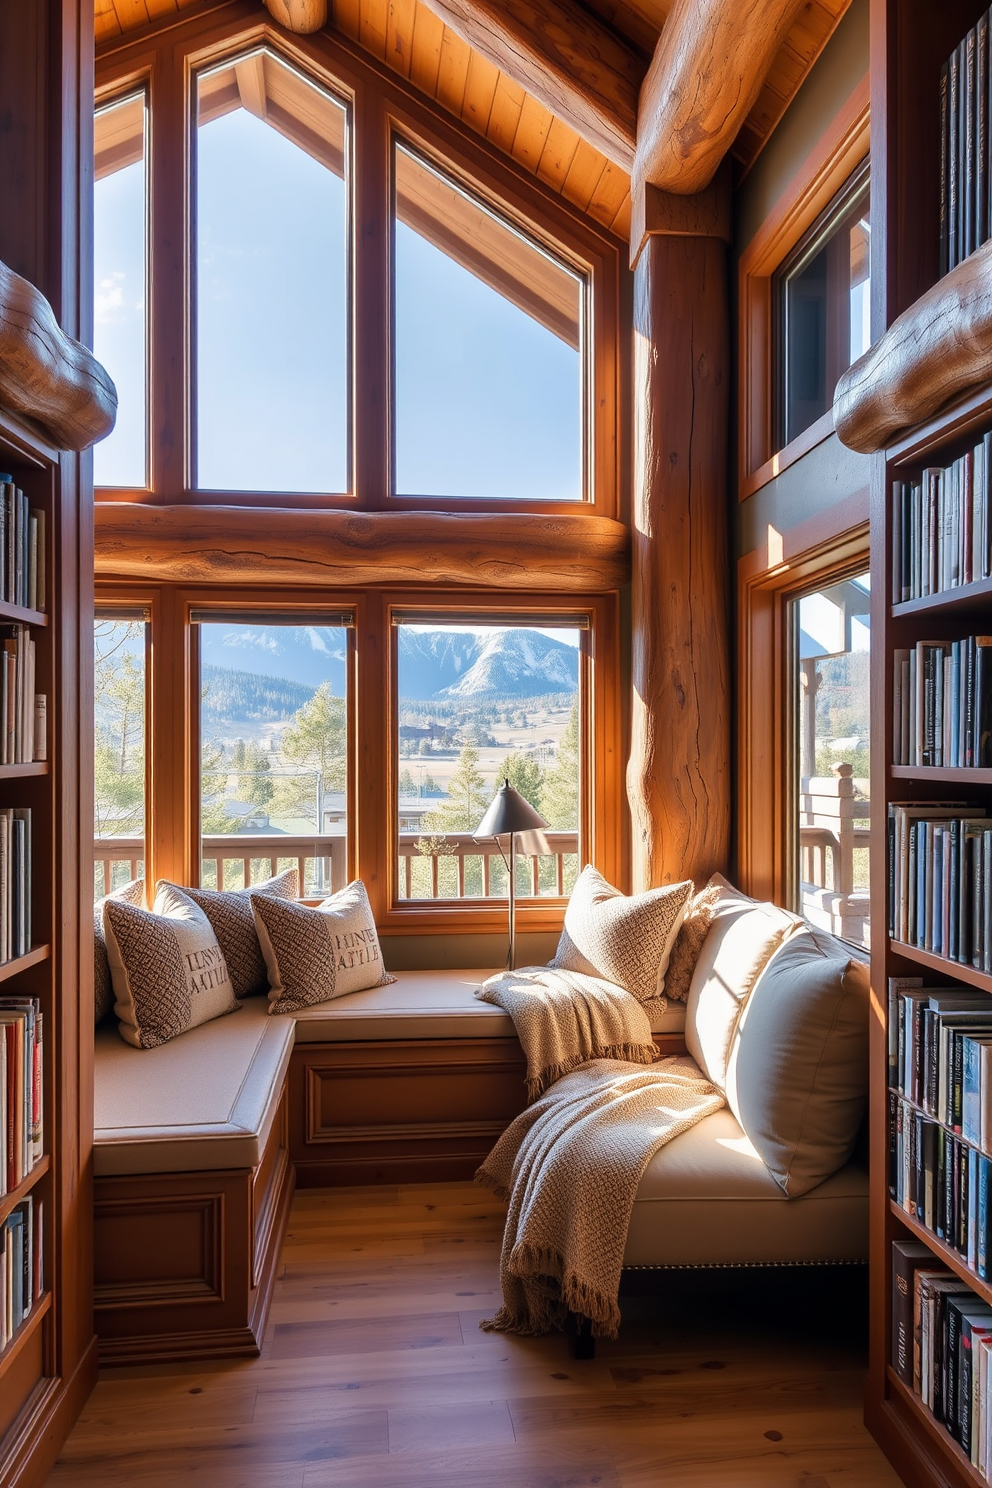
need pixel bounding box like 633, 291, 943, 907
628, 176, 731, 890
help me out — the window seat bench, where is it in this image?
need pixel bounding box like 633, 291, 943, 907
92, 968, 687, 1365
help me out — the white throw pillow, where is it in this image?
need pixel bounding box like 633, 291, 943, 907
684, 875, 800, 1090
253, 879, 395, 1015
552, 864, 693, 1001
103, 882, 239, 1049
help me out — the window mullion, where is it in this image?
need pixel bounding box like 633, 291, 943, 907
353, 84, 389, 508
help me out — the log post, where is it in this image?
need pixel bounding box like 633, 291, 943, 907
627, 175, 731, 890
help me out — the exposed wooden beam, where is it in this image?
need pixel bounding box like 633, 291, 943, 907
634, 0, 806, 196
262, 0, 327, 33
416, 0, 644, 171
94, 506, 631, 590
833, 241, 992, 455
0, 259, 117, 452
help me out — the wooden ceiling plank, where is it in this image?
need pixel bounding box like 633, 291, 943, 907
460, 49, 500, 137
94, 0, 122, 44
535, 114, 581, 192
510, 91, 554, 174
385, 0, 417, 79
635, 0, 807, 196
409, 2, 445, 97
560, 137, 607, 213
144, 0, 181, 20
330, 0, 362, 42
434, 24, 471, 118
609, 192, 631, 239
416, 0, 641, 169
111, 0, 152, 32
586, 158, 628, 221
360, 0, 390, 59
486, 72, 526, 154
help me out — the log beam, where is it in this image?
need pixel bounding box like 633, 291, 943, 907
634, 0, 806, 198
834, 238, 992, 454
0, 258, 117, 452
627, 221, 731, 890
262, 0, 328, 34
416, 0, 644, 171
94, 505, 631, 591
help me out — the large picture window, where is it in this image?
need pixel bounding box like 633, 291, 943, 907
394, 616, 583, 902
393, 147, 585, 501
194, 51, 350, 494
195, 614, 351, 895
94, 613, 148, 897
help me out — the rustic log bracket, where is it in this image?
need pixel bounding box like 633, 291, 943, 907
94, 505, 631, 591
262, 0, 328, 34
834, 241, 992, 454
0, 259, 116, 453
629, 164, 731, 269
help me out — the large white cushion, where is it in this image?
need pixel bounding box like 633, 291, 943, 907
624, 1106, 868, 1266
94, 999, 292, 1175
684, 878, 799, 1090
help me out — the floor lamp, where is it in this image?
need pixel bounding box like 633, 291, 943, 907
474, 779, 549, 971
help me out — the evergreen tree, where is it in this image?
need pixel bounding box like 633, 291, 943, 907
426, 744, 490, 832
271, 682, 346, 825
541, 702, 580, 829
494, 751, 544, 811
94, 619, 146, 837
398, 768, 416, 795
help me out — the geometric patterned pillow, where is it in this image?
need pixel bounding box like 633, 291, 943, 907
169, 867, 298, 999
252, 880, 395, 1016
103, 883, 240, 1049
662, 884, 723, 1003
551, 865, 693, 1002
94, 877, 145, 1026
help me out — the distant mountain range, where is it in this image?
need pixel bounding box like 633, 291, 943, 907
198, 625, 578, 724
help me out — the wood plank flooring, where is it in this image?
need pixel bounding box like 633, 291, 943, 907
47, 1183, 903, 1487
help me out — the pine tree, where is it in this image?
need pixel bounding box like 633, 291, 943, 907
540, 702, 580, 829
494, 751, 544, 811
427, 744, 491, 832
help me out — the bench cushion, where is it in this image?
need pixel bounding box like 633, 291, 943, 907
290, 968, 688, 1042
623, 1106, 868, 1267
94, 999, 293, 1176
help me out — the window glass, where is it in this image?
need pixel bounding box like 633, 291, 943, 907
197, 621, 348, 895
94, 94, 147, 488
195, 52, 349, 493
794, 571, 871, 948
94, 616, 147, 898
395, 621, 581, 899
393, 146, 584, 500
778, 165, 870, 447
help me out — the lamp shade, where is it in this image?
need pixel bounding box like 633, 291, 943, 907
474, 779, 548, 837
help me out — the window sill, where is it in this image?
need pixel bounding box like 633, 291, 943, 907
739, 408, 836, 502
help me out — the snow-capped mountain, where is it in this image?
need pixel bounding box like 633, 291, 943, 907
200, 624, 348, 692
436, 629, 578, 700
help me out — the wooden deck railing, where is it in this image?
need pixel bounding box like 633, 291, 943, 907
95, 830, 579, 900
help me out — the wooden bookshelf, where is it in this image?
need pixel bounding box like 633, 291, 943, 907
886, 1369, 987, 1488
892, 575, 992, 620
891, 1200, 992, 1307
890, 941, 992, 993
0, 1154, 50, 1229
891, 766, 992, 785
0, 1292, 53, 1376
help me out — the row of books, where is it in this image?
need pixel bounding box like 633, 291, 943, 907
1, 996, 42, 1196
1, 1194, 41, 1354
893, 1240, 992, 1473
893, 636, 992, 767
886, 803, 992, 966
891, 444, 992, 605
941, 12, 992, 275
0, 626, 45, 765
0, 479, 44, 614
0, 809, 32, 970
891, 1095, 992, 1272
888, 979, 992, 1134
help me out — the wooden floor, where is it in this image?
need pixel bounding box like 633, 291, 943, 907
48, 1183, 903, 1487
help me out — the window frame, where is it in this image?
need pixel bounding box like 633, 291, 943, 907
94, 14, 622, 518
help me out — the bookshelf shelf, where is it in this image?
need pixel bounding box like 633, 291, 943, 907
891, 765, 992, 784
890, 1199, 992, 1308
886, 1368, 987, 1488
890, 941, 992, 994
0, 1153, 48, 1228
0, 600, 46, 628
893, 576, 992, 621
0, 762, 47, 781
0, 1291, 51, 1378
0, 944, 49, 986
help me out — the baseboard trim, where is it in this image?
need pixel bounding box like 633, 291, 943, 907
97, 1325, 261, 1368
2, 1335, 99, 1488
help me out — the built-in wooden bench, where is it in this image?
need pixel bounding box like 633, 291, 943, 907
92, 969, 688, 1364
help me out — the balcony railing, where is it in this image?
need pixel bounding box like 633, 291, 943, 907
94, 830, 579, 901
798, 762, 870, 946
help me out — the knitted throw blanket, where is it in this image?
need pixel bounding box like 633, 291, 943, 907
477, 1056, 724, 1339
475, 966, 657, 1102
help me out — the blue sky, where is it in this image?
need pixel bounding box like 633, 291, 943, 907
93, 94, 582, 498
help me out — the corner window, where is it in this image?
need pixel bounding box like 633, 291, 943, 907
195, 614, 351, 894
94, 93, 148, 488
94, 613, 148, 897
792, 571, 871, 947
776, 160, 870, 448
394, 617, 583, 901
194, 51, 350, 494
393, 145, 585, 501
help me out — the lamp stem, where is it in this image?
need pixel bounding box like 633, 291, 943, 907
508, 830, 516, 971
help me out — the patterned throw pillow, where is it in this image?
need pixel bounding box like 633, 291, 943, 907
171, 867, 299, 999
662, 884, 722, 1003
103, 882, 240, 1049
551, 865, 693, 1002
252, 879, 395, 1016
94, 878, 144, 1026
